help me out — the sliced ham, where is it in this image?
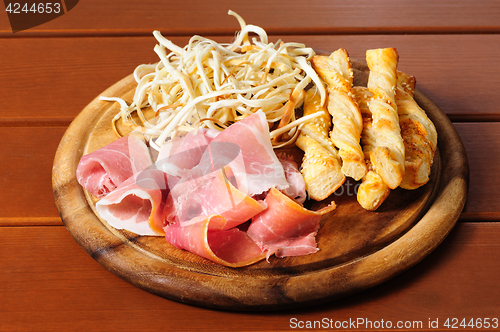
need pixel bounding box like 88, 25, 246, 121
278, 156, 307, 204
201, 168, 267, 229
269, 233, 319, 257
77, 110, 338, 266
164, 215, 266, 267
76, 135, 153, 198
247, 188, 336, 258
206, 110, 289, 196
166, 168, 266, 229
190, 141, 242, 179
156, 127, 219, 172
95, 169, 169, 236
154, 128, 221, 192
163, 110, 286, 226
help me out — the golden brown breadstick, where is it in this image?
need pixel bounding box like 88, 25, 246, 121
366, 47, 405, 189
397, 70, 416, 96
296, 88, 345, 200
299, 88, 338, 157
311, 49, 367, 181
353, 86, 391, 210
396, 72, 438, 189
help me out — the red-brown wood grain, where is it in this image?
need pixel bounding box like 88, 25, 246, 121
1, 35, 499, 125
1, 0, 500, 36
0, 222, 498, 331
1, 0, 499, 329
454, 123, 500, 220
0, 127, 64, 224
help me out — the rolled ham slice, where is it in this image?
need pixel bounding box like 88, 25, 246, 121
247, 188, 336, 258
164, 215, 266, 267
95, 169, 169, 236
76, 135, 153, 198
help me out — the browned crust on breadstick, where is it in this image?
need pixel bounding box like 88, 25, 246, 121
311, 49, 367, 181
353, 86, 391, 210
296, 135, 345, 201
296, 88, 345, 201
397, 70, 416, 96
366, 47, 405, 189
299, 88, 338, 157
396, 72, 438, 190
357, 170, 391, 211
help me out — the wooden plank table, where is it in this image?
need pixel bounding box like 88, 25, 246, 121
1, 1, 499, 330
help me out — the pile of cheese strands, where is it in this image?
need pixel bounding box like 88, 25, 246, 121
102, 10, 327, 151
101, 10, 438, 211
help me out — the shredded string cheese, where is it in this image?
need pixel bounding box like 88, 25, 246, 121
101, 10, 326, 150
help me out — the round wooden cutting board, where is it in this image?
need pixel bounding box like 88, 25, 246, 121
52, 59, 468, 311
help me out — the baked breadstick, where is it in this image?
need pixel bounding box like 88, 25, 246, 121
296, 88, 345, 200
397, 70, 416, 95
299, 88, 338, 157
366, 47, 405, 189
311, 49, 367, 181
396, 72, 438, 189
353, 86, 390, 210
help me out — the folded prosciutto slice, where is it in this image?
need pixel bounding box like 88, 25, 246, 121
162, 110, 288, 224
156, 128, 219, 173
76, 135, 153, 198
95, 169, 169, 236
164, 215, 266, 267
247, 188, 336, 258
76, 109, 338, 266
168, 168, 267, 229
278, 157, 307, 204
204, 110, 289, 196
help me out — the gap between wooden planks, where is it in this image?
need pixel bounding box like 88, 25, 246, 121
0, 217, 63, 227
1, 0, 500, 37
